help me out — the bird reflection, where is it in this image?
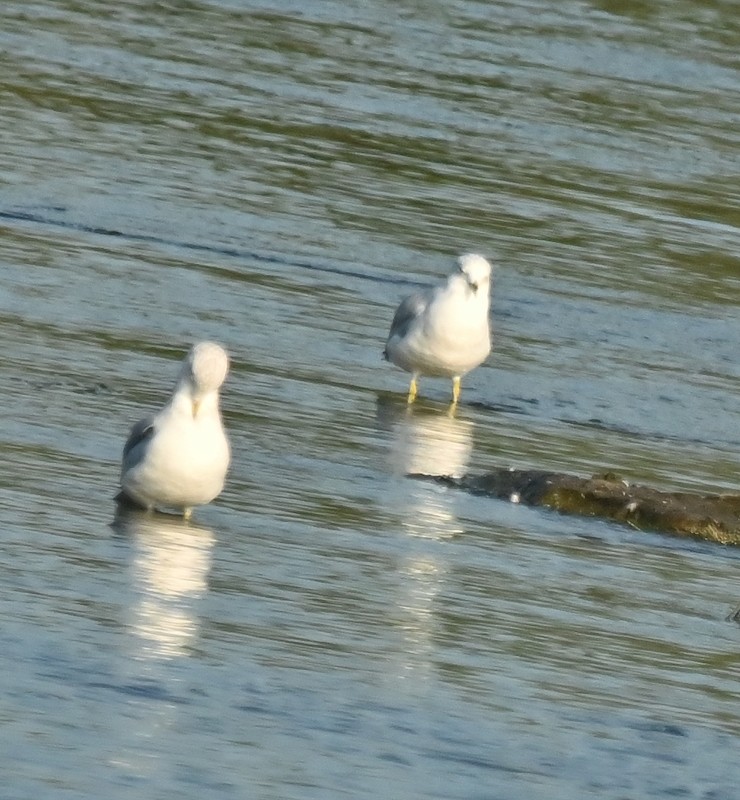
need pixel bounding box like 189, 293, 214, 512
377, 397, 475, 676
387, 403, 474, 483
112, 508, 215, 660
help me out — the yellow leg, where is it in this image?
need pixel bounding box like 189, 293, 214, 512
407, 375, 418, 404
451, 376, 461, 406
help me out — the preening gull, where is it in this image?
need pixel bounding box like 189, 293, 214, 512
117, 341, 231, 519
384, 253, 493, 405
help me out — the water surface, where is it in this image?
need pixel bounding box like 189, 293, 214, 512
1, 1, 739, 798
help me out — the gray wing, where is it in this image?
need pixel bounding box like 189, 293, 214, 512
387, 290, 431, 341
116, 415, 156, 507
121, 415, 156, 468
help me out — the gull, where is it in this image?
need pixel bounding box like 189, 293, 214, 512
117, 341, 231, 519
384, 253, 493, 405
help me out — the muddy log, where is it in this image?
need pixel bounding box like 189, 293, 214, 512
431, 469, 740, 546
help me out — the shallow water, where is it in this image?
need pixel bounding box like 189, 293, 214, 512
1, 1, 739, 798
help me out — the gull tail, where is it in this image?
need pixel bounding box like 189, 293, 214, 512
114, 490, 146, 510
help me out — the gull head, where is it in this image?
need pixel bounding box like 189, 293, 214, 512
180, 341, 229, 417
456, 253, 492, 294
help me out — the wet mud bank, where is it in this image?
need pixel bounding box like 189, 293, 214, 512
430, 469, 740, 546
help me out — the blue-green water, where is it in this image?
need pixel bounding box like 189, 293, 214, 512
1, 1, 739, 798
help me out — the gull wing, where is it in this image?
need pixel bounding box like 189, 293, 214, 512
121, 415, 156, 466
115, 415, 156, 507
387, 290, 431, 341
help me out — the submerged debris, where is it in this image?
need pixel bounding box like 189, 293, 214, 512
431, 468, 740, 546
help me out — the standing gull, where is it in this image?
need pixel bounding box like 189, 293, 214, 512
117, 342, 231, 519
384, 253, 493, 405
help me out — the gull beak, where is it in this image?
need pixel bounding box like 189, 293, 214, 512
458, 264, 478, 293
192, 398, 200, 418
